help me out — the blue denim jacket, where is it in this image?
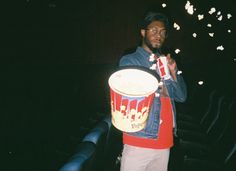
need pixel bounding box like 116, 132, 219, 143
119, 47, 187, 139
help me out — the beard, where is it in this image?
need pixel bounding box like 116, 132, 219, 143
143, 36, 159, 53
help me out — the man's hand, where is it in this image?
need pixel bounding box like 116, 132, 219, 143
166, 54, 177, 81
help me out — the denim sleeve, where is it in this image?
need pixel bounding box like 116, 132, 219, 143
167, 73, 187, 103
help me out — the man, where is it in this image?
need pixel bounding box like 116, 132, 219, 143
119, 11, 187, 171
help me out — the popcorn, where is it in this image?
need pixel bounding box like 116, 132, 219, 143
150, 64, 157, 70
227, 14, 232, 19
192, 33, 197, 38
228, 30, 231, 33
185, 1, 194, 15
217, 15, 223, 21
162, 3, 167, 8
209, 33, 214, 37
198, 81, 204, 85
149, 54, 156, 62
207, 24, 212, 27
173, 22, 180, 30
209, 7, 216, 15
177, 70, 183, 75
175, 49, 181, 54
216, 45, 224, 51
198, 14, 204, 20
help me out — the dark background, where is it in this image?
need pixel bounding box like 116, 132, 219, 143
1, 0, 235, 170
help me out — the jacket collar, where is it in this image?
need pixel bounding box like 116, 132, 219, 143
136, 46, 161, 60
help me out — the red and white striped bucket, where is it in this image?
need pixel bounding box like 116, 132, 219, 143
108, 68, 159, 132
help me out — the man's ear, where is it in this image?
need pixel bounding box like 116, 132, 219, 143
141, 29, 145, 37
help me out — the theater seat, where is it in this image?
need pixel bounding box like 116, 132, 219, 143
82, 120, 109, 171
177, 93, 228, 144
59, 141, 96, 171
177, 101, 236, 170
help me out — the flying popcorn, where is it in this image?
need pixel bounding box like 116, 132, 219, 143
162, 3, 167, 8
207, 24, 212, 27
185, 1, 194, 15
175, 49, 181, 54
209, 33, 214, 37
217, 11, 221, 16
208, 7, 216, 15
228, 30, 231, 33
198, 14, 204, 20
173, 22, 180, 30
177, 70, 183, 75
198, 81, 204, 85
217, 15, 223, 21
149, 54, 156, 62
192, 33, 197, 38
150, 64, 157, 70
216, 45, 224, 51
227, 14, 232, 19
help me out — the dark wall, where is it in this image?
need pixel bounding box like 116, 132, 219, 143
2, 0, 235, 65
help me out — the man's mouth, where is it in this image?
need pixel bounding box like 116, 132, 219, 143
153, 41, 161, 47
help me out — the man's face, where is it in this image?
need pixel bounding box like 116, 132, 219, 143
141, 21, 167, 53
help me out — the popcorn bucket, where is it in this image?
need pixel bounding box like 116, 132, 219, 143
108, 68, 159, 132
